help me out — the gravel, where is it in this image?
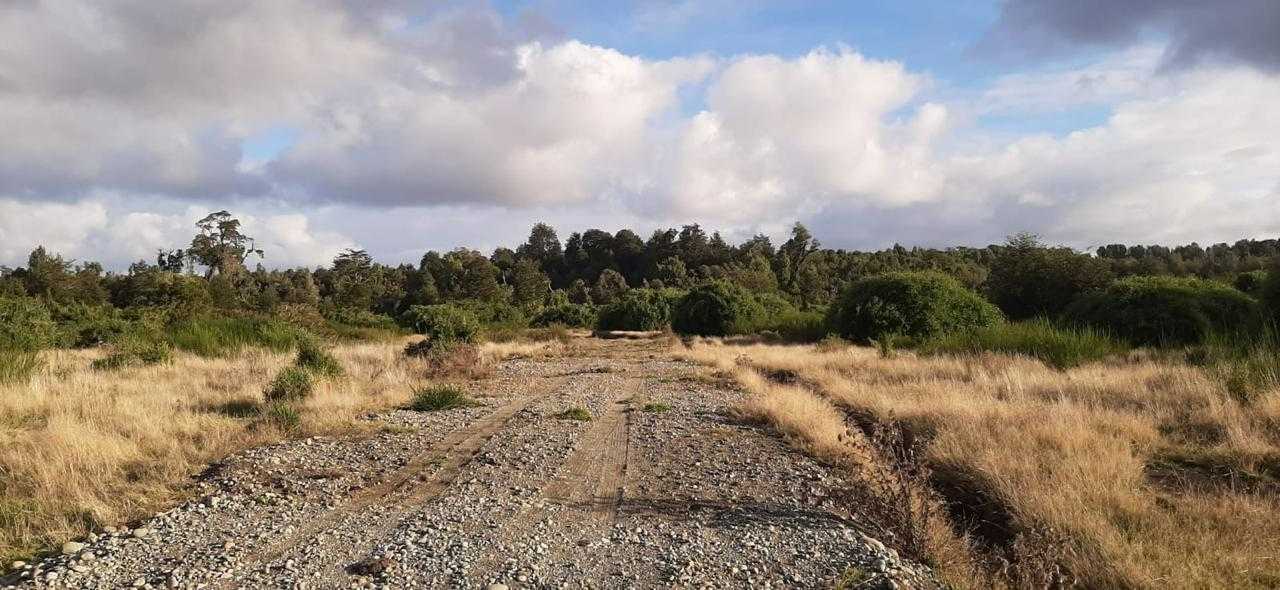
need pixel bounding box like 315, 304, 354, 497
3, 338, 936, 589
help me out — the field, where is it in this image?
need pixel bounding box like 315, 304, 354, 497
677, 340, 1280, 588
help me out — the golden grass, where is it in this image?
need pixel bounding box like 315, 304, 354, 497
676, 341, 1280, 589
0, 336, 548, 563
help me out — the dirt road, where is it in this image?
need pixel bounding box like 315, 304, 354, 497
6, 337, 929, 589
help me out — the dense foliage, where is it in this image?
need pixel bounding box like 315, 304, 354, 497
828, 272, 1004, 342
597, 289, 675, 331
2, 210, 1278, 369
671, 281, 765, 336
1066, 276, 1260, 345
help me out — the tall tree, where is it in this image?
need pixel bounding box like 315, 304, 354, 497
188, 211, 262, 278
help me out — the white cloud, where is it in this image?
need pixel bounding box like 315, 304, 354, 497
0, 1, 1278, 265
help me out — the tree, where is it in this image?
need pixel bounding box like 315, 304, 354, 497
593, 269, 629, 305
24, 246, 73, 301
986, 233, 1113, 320
517, 222, 565, 285
188, 211, 262, 278
776, 223, 820, 296
511, 258, 551, 307
567, 279, 592, 304
654, 257, 690, 289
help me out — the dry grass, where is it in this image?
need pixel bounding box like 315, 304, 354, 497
676, 340, 1280, 589
0, 335, 564, 563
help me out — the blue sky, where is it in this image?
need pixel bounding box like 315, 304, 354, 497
1, 0, 1277, 268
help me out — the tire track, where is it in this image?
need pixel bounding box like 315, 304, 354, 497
542, 378, 641, 524
213, 375, 566, 588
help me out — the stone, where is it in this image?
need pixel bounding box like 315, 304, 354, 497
61, 541, 86, 555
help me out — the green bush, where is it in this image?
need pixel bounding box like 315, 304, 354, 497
263, 366, 314, 402
554, 407, 592, 421
671, 281, 766, 336
597, 289, 673, 331
1066, 276, 1259, 346
760, 309, 827, 342
399, 304, 480, 345
0, 297, 57, 352
920, 319, 1126, 369
92, 330, 173, 371
50, 303, 131, 348
1194, 328, 1280, 403
531, 303, 596, 328
1235, 270, 1270, 297
295, 338, 344, 378
827, 272, 1003, 342
408, 385, 479, 411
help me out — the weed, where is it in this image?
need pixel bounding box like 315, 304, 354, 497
260, 402, 301, 430
0, 350, 42, 384
554, 407, 592, 421
642, 402, 671, 413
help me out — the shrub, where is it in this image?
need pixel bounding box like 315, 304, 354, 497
0, 297, 57, 352
921, 319, 1126, 369
597, 289, 673, 331
295, 338, 344, 378
671, 282, 765, 336
91, 331, 173, 371
986, 234, 1112, 320
404, 340, 489, 379
263, 367, 314, 403
828, 272, 1003, 342
399, 305, 480, 345
642, 402, 671, 413
761, 309, 827, 342
1066, 276, 1259, 346
50, 303, 131, 348
408, 385, 479, 412
531, 303, 596, 328
1235, 270, 1270, 297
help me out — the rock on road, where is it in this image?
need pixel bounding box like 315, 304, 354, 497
4, 337, 932, 589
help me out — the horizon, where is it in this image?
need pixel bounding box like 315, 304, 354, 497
2, 1, 1278, 269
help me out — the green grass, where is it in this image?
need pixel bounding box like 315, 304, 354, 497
167, 316, 304, 357
408, 385, 480, 412
263, 367, 314, 403
554, 407, 592, 421
641, 402, 671, 413
921, 319, 1126, 369
0, 350, 42, 385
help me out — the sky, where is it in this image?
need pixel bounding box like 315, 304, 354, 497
1, 0, 1278, 269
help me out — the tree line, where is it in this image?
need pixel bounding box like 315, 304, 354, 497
1, 211, 1277, 322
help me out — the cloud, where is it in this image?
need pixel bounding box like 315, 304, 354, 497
0, 197, 355, 269
0, 1, 1278, 267
271, 40, 714, 206
978, 0, 1280, 71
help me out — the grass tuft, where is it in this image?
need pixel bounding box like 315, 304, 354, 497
263, 366, 314, 403
408, 385, 479, 412
0, 350, 43, 384
642, 402, 671, 413
295, 338, 345, 378
554, 407, 592, 421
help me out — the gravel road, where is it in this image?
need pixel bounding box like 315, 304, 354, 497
4, 337, 934, 589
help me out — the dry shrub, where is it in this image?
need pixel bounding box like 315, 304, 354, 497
676, 340, 1280, 589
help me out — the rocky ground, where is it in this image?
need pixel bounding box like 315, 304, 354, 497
3, 337, 934, 589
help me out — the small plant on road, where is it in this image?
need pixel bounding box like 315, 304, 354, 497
642, 402, 671, 413
409, 385, 479, 412
554, 407, 592, 421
